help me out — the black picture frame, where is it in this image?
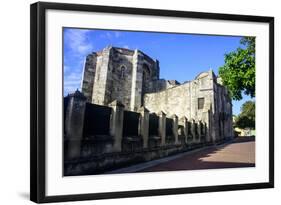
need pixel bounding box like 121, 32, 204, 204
30, 1, 274, 203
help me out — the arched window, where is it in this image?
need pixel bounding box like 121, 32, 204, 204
142, 64, 150, 81
119, 65, 126, 79
141, 64, 151, 105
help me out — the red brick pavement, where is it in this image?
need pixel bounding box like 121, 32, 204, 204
138, 137, 255, 173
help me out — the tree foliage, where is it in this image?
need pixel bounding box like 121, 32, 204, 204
219, 37, 255, 100
234, 101, 255, 129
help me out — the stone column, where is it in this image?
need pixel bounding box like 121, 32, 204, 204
158, 111, 166, 146
92, 46, 111, 105
109, 100, 124, 152
180, 117, 188, 143
81, 53, 97, 102
202, 110, 210, 142
155, 59, 160, 79
203, 122, 207, 142
138, 106, 149, 149
198, 120, 202, 143
191, 119, 196, 143
130, 50, 143, 111
65, 90, 87, 160
172, 114, 179, 145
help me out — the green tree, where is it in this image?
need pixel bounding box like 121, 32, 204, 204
234, 101, 255, 129
219, 37, 255, 100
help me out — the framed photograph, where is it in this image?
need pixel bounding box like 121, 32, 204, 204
30, 2, 274, 203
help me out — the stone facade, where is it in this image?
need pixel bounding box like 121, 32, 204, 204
81, 46, 233, 142
65, 46, 234, 175
82, 46, 161, 111
144, 70, 233, 142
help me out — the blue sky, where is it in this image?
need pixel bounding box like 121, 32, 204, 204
63, 28, 254, 115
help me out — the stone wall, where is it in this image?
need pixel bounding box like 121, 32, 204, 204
212, 83, 233, 141
63, 91, 216, 176
144, 71, 213, 118
77, 47, 234, 175
80, 47, 233, 143
144, 70, 216, 141
83, 103, 112, 136
143, 70, 233, 142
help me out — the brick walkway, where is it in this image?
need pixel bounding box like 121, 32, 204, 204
107, 137, 255, 174
139, 137, 255, 173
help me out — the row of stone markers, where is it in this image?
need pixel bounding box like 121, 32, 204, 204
64, 90, 210, 176
178, 117, 208, 144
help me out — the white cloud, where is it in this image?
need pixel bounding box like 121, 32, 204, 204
65, 29, 93, 56
101, 31, 121, 40
77, 45, 92, 54
114, 31, 121, 38
64, 29, 93, 95
64, 65, 70, 72
64, 71, 82, 94
106, 32, 112, 39
65, 73, 81, 81
64, 85, 80, 96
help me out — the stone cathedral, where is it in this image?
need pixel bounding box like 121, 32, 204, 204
81, 46, 233, 142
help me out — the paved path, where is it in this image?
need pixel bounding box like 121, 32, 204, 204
107, 137, 255, 174
139, 137, 255, 173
